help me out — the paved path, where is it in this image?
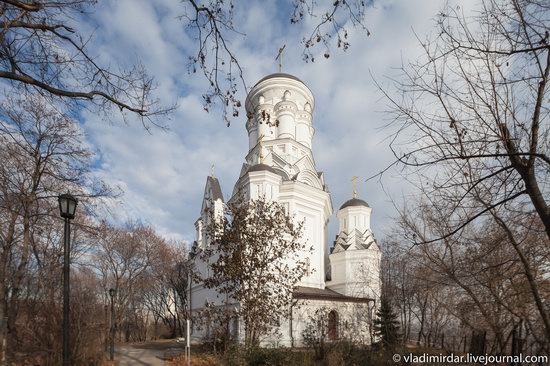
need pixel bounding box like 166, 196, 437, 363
115, 340, 185, 366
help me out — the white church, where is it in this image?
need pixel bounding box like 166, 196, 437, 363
189, 72, 381, 346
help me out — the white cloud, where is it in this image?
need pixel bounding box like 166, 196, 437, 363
81, 0, 479, 244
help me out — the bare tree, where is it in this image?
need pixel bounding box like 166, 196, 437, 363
301, 306, 331, 360
376, 0, 550, 348
181, 0, 371, 125
142, 240, 189, 339
0, 95, 112, 362
0, 0, 175, 126
1, 0, 374, 126
380, 0, 550, 241
94, 221, 183, 343
391, 200, 550, 354
15, 241, 107, 366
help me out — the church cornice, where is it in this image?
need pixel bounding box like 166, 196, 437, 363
245, 137, 313, 163
293, 286, 374, 303
245, 77, 315, 114
279, 180, 333, 220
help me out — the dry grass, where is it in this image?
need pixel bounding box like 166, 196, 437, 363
167, 354, 223, 366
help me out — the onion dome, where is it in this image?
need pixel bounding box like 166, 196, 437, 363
339, 198, 369, 210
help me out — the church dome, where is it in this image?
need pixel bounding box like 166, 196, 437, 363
339, 198, 369, 210
254, 73, 305, 87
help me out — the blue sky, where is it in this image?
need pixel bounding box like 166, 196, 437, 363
79, 0, 475, 244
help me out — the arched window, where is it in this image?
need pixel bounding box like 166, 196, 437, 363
328, 310, 339, 341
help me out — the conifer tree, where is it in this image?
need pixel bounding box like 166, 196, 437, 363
373, 297, 400, 348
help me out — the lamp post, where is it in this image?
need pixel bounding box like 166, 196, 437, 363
187, 268, 192, 366
109, 288, 116, 361
58, 193, 78, 366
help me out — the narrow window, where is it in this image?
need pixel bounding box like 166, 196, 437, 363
328, 311, 339, 341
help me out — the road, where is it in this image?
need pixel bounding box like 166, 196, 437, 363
115, 340, 185, 366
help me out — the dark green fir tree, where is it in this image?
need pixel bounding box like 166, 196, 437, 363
373, 297, 400, 348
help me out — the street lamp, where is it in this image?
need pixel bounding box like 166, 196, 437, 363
109, 288, 116, 361
58, 193, 77, 366
187, 268, 192, 366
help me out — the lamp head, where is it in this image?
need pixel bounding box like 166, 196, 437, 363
58, 193, 78, 220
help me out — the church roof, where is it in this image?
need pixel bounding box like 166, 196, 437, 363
247, 163, 279, 175
254, 73, 304, 87
207, 176, 224, 202
293, 286, 373, 303
331, 228, 379, 254
339, 198, 369, 210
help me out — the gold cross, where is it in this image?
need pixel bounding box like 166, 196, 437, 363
351, 176, 359, 198
276, 45, 286, 73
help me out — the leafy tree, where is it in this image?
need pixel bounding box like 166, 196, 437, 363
373, 297, 400, 348
201, 196, 308, 347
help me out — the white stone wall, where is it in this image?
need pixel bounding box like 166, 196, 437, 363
278, 181, 330, 289
268, 299, 375, 347
189, 296, 376, 347
337, 205, 373, 233
328, 249, 381, 300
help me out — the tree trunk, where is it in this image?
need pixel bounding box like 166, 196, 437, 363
492, 214, 550, 344
0, 212, 17, 365
516, 164, 550, 241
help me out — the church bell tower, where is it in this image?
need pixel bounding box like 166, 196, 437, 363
231, 73, 332, 289
244, 73, 316, 167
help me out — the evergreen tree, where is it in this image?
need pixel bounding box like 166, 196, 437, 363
373, 297, 400, 348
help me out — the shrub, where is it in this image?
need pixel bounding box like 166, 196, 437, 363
168, 353, 223, 366
223, 346, 314, 366
301, 307, 330, 360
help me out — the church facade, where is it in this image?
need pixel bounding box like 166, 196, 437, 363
190, 73, 381, 346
